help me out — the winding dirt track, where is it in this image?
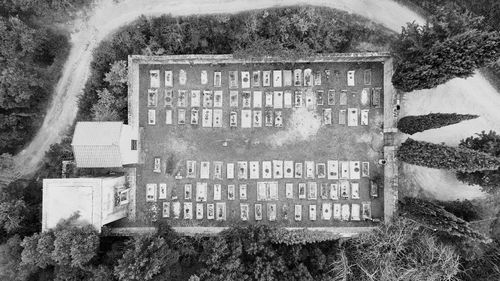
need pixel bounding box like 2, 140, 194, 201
12, 0, 499, 199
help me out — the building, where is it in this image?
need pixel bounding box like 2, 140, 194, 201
42, 177, 130, 232
72, 121, 139, 168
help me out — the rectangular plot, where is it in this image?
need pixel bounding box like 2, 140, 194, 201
207, 204, 214, 220
309, 205, 317, 221
273, 70, 282, 87
284, 161, 294, 178
213, 161, 223, 180
162, 202, 170, 218
257, 182, 267, 201
227, 163, 234, 179
350, 161, 361, 179
253, 91, 262, 108
339, 109, 346, 125
298, 183, 306, 199
241, 71, 250, 88
147, 89, 158, 107
242, 91, 251, 108
200, 70, 208, 85
191, 108, 199, 125
361, 109, 369, 126
213, 91, 223, 107
241, 110, 252, 128
327, 160, 339, 180
308, 182, 317, 200
165, 110, 172, 125
273, 91, 283, 109
341, 204, 350, 221
348, 108, 359, 127
196, 182, 207, 202
314, 71, 322, 85
295, 162, 303, 178
322, 203, 331, 220
215, 202, 226, 220
237, 161, 248, 179
362, 162, 370, 177
200, 161, 210, 179
305, 161, 315, 179
295, 205, 302, 221
229, 111, 237, 127
323, 109, 332, 125
184, 184, 192, 200
146, 183, 157, 202
186, 160, 196, 178
213, 109, 222, 128
273, 160, 283, 179
351, 204, 361, 221
213, 184, 222, 201
340, 90, 347, 105
255, 204, 263, 221
203, 90, 213, 107
333, 204, 341, 220
241, 204, 249, 221
179, 69, 187, 85
316, 163, 326, 178
268, 204, 277, 221
249, 161, 259, 179
253, 110, 262, 127
351, 182, 360, 199
283, 70, 292, 86
286, 183, 293, 199
177, 109, 186, 125
164, 89, 173, 106
190, 90, 201, 107
347, 70, 355, 86
164, 70, 173, 87
159, 183, 167, 199
230, 91, 238, 107
201, 109, 212, 127
262, 161, 272, 179
213, 71, 221, 87
340, 180, 350, 199
183, 202, 192, 219
177, 90, 187, 107
327, 89, 335, 105
330, 183, 339, 200
316, 90, 324, 105
262, 71, 271, 86
172, 202, 181, 219
196, 203, 204, 219
229, 71, 238, 88
252, 71, 260, 87
148, 109, 156, 125
293, 69, 302, 86
227, 184, 235, 200
294, 91, 303, 107
304, 69, 313, 87
239, 184, 247, 200
149, 70, 160, 88
340, 161, 349, 179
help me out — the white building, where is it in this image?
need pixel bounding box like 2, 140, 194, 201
72, 122, 139, 168
42, 177, 130, 232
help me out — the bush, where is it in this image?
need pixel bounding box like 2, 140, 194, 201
457, 131, 500, 193
397, 113, 478, 135
391, 6, 500, 92
397, 138, 500, 172
398, 197, 486, 242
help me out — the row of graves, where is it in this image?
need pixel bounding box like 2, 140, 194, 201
146, 182, 373, 222
148, 68, 375, 90
145, 160, 378, 222
145, 89, 382, 127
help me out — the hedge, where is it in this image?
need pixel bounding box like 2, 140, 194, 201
397, 138, 500, 172
397, 113, 478, 135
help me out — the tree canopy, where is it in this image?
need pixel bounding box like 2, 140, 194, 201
398, 138, 500, 172
397, 113, 478, 135
391, 6, 500, 92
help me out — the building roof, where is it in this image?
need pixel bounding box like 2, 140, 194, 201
72, 122, 124, 168
72, 122, 123, 146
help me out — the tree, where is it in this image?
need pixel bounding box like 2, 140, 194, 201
91, 88, 121, 121
20, 220, 100, 269
398, 138, 500, 172
0, 199, 27, 233
397, 113, 478, 135
398, 197, 486, 242
344, 217, 461, 281
113, 235, 181, 281
0, 235, 31, 281
391, 6, 500, 92
456, 131, 500, 193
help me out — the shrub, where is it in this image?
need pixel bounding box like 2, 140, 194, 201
397, 138, 500, 172
397, 113, 478, 135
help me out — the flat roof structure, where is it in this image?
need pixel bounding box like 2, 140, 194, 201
124, 53, 398, 236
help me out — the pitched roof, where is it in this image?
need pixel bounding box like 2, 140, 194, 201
72, 122, 124, 168
72, 122, 123, 146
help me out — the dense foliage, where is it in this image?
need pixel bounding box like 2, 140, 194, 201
0, 0, 94, 154
398, 138, 500, 172
391, 6, 500, 92
457, 131, 500, 193
79, 6, 394, 121
397, 113, 478, 135
399, 197, 486, 242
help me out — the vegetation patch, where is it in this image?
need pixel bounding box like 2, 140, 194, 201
397, 113, 478, 135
